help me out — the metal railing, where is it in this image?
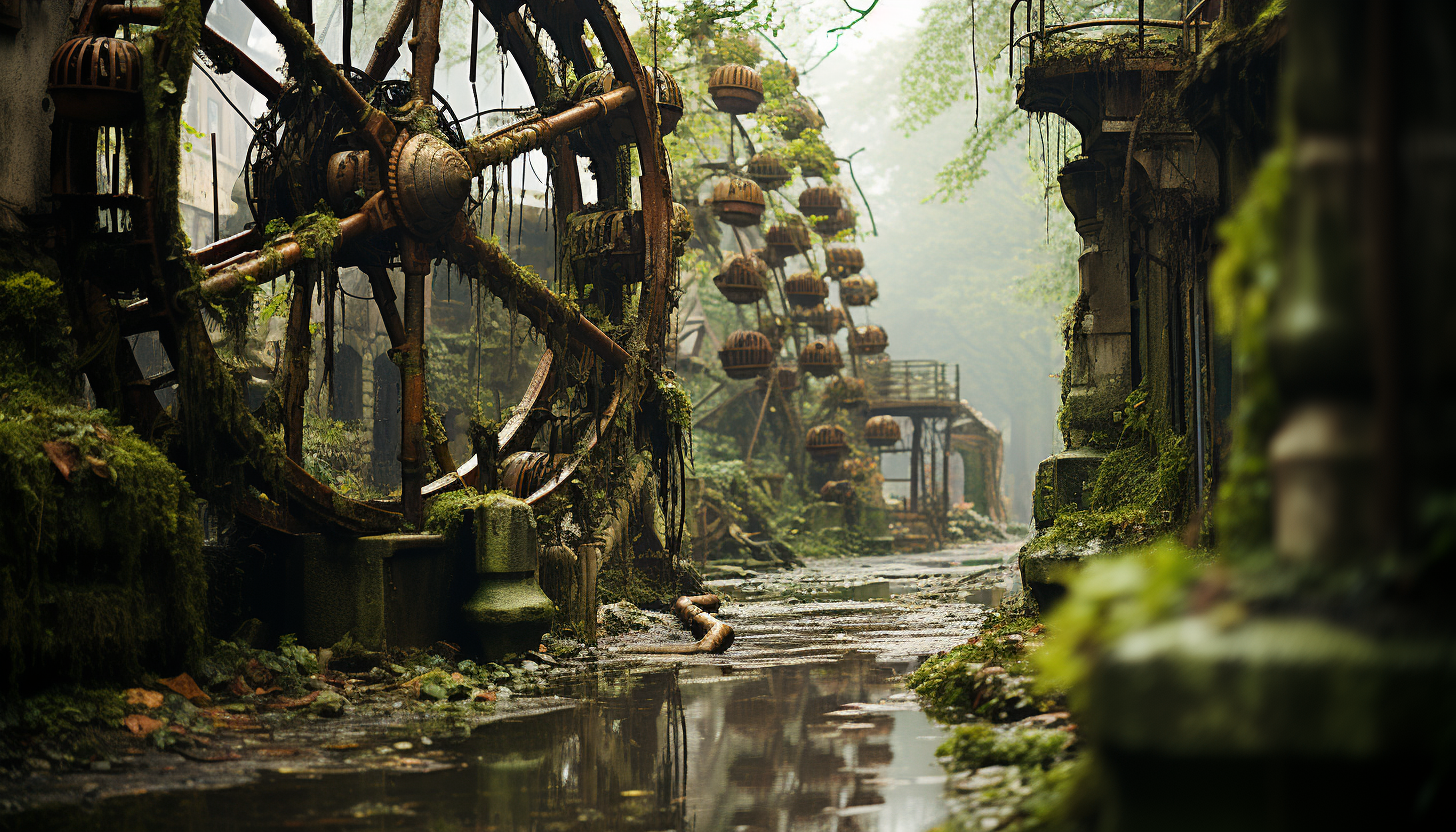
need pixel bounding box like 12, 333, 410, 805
1010, 0, 1216, 77
861, 360, 960, 403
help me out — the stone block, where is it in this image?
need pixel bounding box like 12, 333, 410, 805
474, 493, 539, 574
1084, 615, 1456, 829
1032, 449, 1106, 529
1018, 546, 1087, 610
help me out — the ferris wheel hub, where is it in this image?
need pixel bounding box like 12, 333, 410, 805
388, 131, 471, 239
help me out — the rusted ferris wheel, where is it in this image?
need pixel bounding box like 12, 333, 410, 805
50, 0, 688, 537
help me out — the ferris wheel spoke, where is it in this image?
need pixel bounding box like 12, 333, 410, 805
94, 5, 285, 104
410, 0, 443, 102
278, 265, 317, 462
364, 0, 417, 80
443, 216, 631, 369
194, 195, 387, 298
238, 0, 381, 133
462, 84, 637, 174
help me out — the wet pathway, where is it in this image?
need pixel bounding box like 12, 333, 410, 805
2, 542, 1020, 831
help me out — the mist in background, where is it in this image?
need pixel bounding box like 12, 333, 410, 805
771, 1, 1071, 521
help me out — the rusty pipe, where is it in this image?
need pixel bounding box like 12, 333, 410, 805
464, 86, 638, 173
195, 196, 383, 298
625, 594, 735, 654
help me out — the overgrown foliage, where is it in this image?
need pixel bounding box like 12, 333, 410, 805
0, 239, 205, 692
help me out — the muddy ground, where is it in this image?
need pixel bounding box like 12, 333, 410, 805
0, 541, 1024, 831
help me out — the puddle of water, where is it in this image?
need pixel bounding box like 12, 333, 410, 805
5, 654, 949, 832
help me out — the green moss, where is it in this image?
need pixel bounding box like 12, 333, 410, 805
1032, 31, 1182, 70
422, 489, 513, 541
937, 722, 1071, 772
1209, 143, 1291, 553
1033, 541, 1207, 708
780, 129, 839, 179
0, 242, 206, 693
907, 610, 1057, 722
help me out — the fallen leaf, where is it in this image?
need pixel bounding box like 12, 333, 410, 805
265, 691, 320, 710
472, 690, 496, 702
254, 685, 281, 696
125, 688, 164, 709
226, 676, 252, 697
167, 724, 188, 735
42, 440, 80, 481
93, 424, 113, 442
123, 714, 164, 735
159, 673, 211, 703
84, 454, 110, 480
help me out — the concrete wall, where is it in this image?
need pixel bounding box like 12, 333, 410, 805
0, 0, 72, 225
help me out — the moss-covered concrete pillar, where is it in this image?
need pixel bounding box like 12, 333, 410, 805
1058, 152, 1135, 449
1266, 0, 1378, 565
461, 494, 555, 660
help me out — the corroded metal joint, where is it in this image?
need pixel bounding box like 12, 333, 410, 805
387, 130, 471, 239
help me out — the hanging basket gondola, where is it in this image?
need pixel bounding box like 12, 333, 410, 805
864, 415, 902, 448
757, 364, 800, 394
798, 186, 842, 217
784, 271, 829, 306
798, 339, 843, 378
48, 37, 144, 123
794, 303, 843, 335
746, 153, 792, 191
765, 222, 813, 259
805, 424, 849, 460
713, 253, 768, 304
719, 330, 775, 379
708, 64, 765, 115
825, 245, 865, 278
823, 376, 868, 407
778, 98, 826, 140
710, 177, 766, 227
815, 207, 857, 236
840, 274, 875, 306
565, 208, 645, 286
848, 324, 889, 355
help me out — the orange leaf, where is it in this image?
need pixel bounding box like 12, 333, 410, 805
42, 440, 80, 481
85, 454, 110, 480
124, 714, 164, 735
125, 688, 164, 709
159, 673, 211, 703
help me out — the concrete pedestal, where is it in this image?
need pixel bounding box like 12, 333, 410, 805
298, 533, 470, 650
462, 495, 554, 660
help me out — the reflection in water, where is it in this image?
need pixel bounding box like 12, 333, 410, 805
680, 653, 947, 832
7, 655, 945, 832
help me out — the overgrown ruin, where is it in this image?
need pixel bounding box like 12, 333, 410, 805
2, 0, 1453, 829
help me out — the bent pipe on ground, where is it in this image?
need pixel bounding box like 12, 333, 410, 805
626, 594, 735, 655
